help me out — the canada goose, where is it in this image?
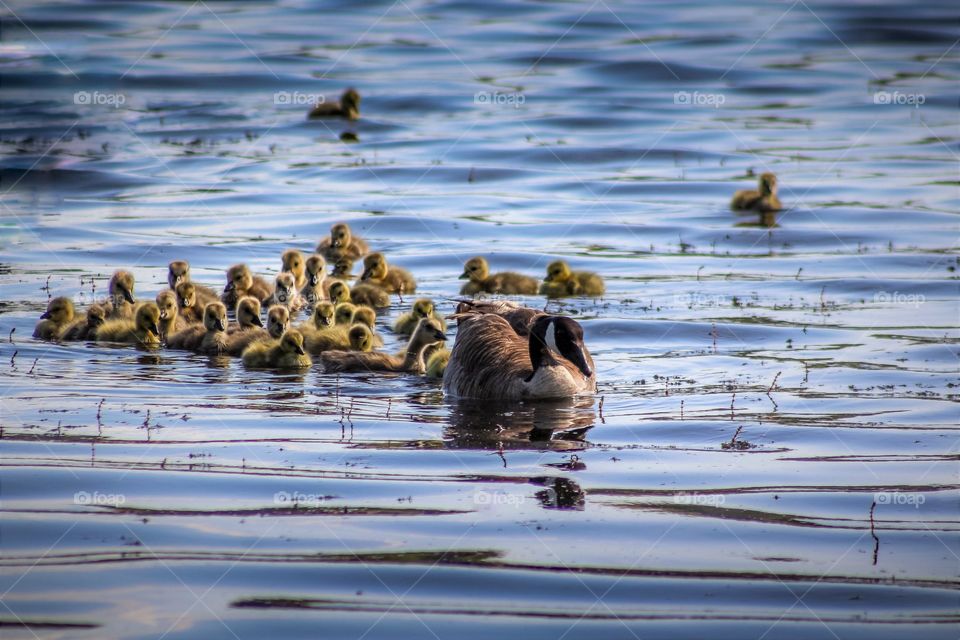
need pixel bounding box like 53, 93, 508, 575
175, 282, 203, 324
316, 223, 368, 261
539, 261, 605, 298
33, 297, 75, 340
301, 255, 327, 307
307, 88, 361, 120
320, 318, 446, 374
104, 270, 136, 319
425, 348, 450, 379
266, 305, 291, 339
222, 264, 273, 307
453, 299, 540, 336
360, 252, 416, 294
167, 260, 218, 305
242, 329, 312, 369
265, 272, 305, 312
350, 282, 390, 308
328, 280, 351, 305
330, 256, 355, 280
166, 301, 228, 355
281, 249, 307, 290
156, 291, 186, 340
96, 302, 161, 348
731, 172, 782, 212
351, 305, 384, 347
443, 308, 595, 400
393, 298, 447, 336
459, 257, 538, 295
334, 302, 357, 326
62, 303, 106, 341
224, 297, 269, 356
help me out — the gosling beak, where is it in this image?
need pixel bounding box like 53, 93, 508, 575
175, 275, 183, 286
434, 330, 447, 342
148, 322, 160, 336
122, 289, 136, 304
458, 271, 469, 280
224, 282, 235, 292
360, 269, 372, 281
159, 310, 169, 320
322, 318, 332, 327
310, 274, 320, 286
332, 239, 342, 248
252, 316, 263, 328
295, 345, 305, 356
91, 317, 104, 328
40, 310, 51, 319
215, 319, 226, 332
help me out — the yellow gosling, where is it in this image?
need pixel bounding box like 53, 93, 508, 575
156, 291, 186, 340
33, 297, 75, 340
266, 272, 305, 313
62, 303, 106, 341
731, 172, 782, 212
351, 305, 384, 347
539, 260, 605, 298
222, 264, 273, 307
459, 257, 538, 295
334, 302, 357, 326
350, 282, 390, 308
96, 302, 161, 348
167, 260, 218, 305
176, 282, 203, 324
301, 255, 327, 308
166, 301, 228, 355
392, 298, 446, 336
359, 252, 416, 294
281, 249, 307, 290
425, 348, 450, 379
307, 88, 361, 120
328, 280, 351, 305
320, 318, 446, 374
330, 256, 355, 280
224, 298, 269, 357
242, 329, 311, 369
105, 270, 136, 319
316, 223, 369, 261
266, 305, 291, 339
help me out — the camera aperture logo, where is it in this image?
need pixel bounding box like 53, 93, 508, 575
74, 491, 125, 506
474, 91, 525, 109
274, 91, 324, 106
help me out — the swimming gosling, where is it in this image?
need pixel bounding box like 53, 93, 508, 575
96, 302, 161, 348
350, 282, 390, 308
222, 264, 273, 307
307, 88, 360, 120
731, 172, 782, 212
281, 249, 307, 290
33, 297, 75, 340
242, 329, 312, 369
393, 298, 446, 336
425, 348, 450, 379
265, 272, 305, 313
351, 305, 384, 347
166, 301, 228, 355
105, 270, 136, 319
328, 281, 351, 305
539, 260, 605, 298
156, 291, 186, 340
176, 282, 204, 324
459, 257, 538, 295
266, 305, 291, 339
317, 223, 368, 261
224, 297, 269, 356
320, 318, 446, 374
62, 304, 106, 341
360, 252, 416, 294
167, 260, 218, 305
301, 255, 327, 307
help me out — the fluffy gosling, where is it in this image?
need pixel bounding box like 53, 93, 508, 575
459, 257, 538, 295
176, 282, 204, 324
320, 318, 446, 374
350, 282, 390, 308
224, 297, 269, 357
166, 301, 228, 355
425, 348, 450, 379
301, 255, 327, 308
242, 329, 311, 369
105, 270, 136, 319
266, 305, 291, 339
62, 304, 106, 341
281, 249, 307, 290
307, 88, 360, 120
539, 260, 605, 298
731, 172, 782, 212
222, 264, 273, 307
359, 252, 416, 294
316, 223, 368, 261
328, 280, 351, 305
96, 302, 161, 348
156, 291, 186, 340
33, 297, 75, 340
265, 272, 305, 313
167, 260, 218, 305
393, 298, 446, 336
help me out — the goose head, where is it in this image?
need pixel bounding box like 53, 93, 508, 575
176, 281, 197, 310
203, 302, 228, 333
109, 270, 136, 304
136, 302, 161, 339
334, 302, 357, 326
281, 249, 305, 284
312, 302, 335, 328
412, 317, 447, 349
341, 88, 361, 119
360, 252, 388, 281
543, 260, 574, 284
167, 260, 190, 290
328, 280, 350, 304
351, 305, 376, 329
305, 255, 326, 286
274, 272, 297, 304
411, 298, 435, 319
280, 329, 306, 356
224, 264, 253, 294
759, 172, 777, 197
331, 256, 354, 278
527, 315, 592, 381
267, 305, 290, 339
329, 223, 353, 249
86, 304, 106, 330
460, 257, 489, 282
155, 291, 178, 322
236, 296, 263, 329
348, 324, 374, 352
41, 296, 75, 324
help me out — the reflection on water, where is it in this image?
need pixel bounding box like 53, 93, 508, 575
0, 0, 958, 638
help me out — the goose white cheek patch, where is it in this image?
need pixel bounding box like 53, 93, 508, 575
544, 319, 559, 353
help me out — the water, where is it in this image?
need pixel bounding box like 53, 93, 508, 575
1, 0, 958, 638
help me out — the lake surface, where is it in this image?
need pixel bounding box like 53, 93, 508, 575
1, 0, 958, 638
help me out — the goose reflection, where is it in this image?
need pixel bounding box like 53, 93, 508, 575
734, 208, 778, 228
443, 397, 597, 451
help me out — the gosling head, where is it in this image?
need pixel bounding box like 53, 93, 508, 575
280, 329, 306, 356
86, 304, 106, 329
329, 223, 353, 249
328, 280, 350, 304
341, 88, 360, 119
155, 291, 178, 321
335, 302, 357, 326
41, 297, 75, 324
109, 270, 136, 304
460, 257, 489, 281
412, 317, 447, 346
528, 315, 592, 380
236, 296, 263, 328
167, 261, 190, 290
351, 305, 376, 329
274, 272, 297, 303
203, 302, 228, 333
411, 298, 435, 319
544, 260, 573, 283
331, 256, 354, 278
267, 305, 290, 339
759, 172, 778, 196
312, 302, 335, 328
224, 264, 253, 294
136, 302, 161, 339
348, 324, 374, 352
281, 249, 305, 281
360, 252, 388, 281
176, 281, 197, 309
305, 255, 326, 286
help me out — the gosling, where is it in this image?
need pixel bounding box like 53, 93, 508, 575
301, 255, 327, 308
96, 302, 161, 348
316, 223, 368, 261
265, 272, 305, 313
359, 252, 416, 294
459, 257, 538, 295
539, 260, 605, 298
166, 301, 228, 355
105, 270, 136, 319
281, 249, 307, 290
320, 318, 446, 374
425, 348, 450, 379
334, 302, 357, 326
266, 305, 291, 339
242, 329, 312, 369
350, 282, 390, 308
176, 282, 204, 324
62, 304, 106, 341
307, 88, 361, 120
731, 172, 782, 212
167, 260, 218, 305
351, 305, 384, 347
222, 264, 273, 307
393, 298, 446, 336
330, 256, 355, 280
224, 297, 270, 356
328, 280, 351, 305
156, 291, 186, 341
33, 297, 75, 340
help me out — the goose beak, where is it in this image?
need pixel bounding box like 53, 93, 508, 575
252, 316, 263, 327
360, 269, 372, 281
224, 282, 234, 293
310, 274, 320, 286
148, 322, 160, 337
175, 275, 183, 286
295, 345, 306, 355
122, 289, 136, 304
40, 310, 51, 319
458, 271, 469, 280
215, 319, 226, 332
565, 344, 592, 378
434, 330, 447, 342
159, 310, 169, 320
